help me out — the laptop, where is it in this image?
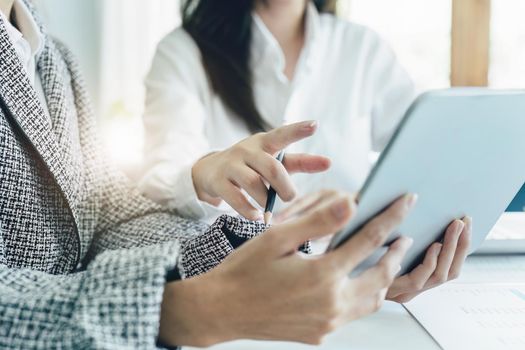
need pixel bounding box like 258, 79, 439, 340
475, 183, 525, 254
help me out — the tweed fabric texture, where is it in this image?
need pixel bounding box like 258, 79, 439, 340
179, 215, 312, 279
178, 215, 268, 279
0, 2, 269, 349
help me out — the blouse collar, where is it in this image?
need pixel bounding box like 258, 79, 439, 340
251, 2, 321, 81
0, 0, 44, 61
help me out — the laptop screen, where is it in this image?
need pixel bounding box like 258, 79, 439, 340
507, 183, 525, 212
476, 184, 525, 253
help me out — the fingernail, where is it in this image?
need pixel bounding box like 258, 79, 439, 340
454, 220, 465, 235
405, 237, 414, 248
463, 216, 473, 227
302, 120, 318, 130
331, 197, 349, 220
405, 194, 418, 210
463, 217, 473, 237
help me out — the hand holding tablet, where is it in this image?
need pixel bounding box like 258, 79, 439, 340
328, 89, 525, 276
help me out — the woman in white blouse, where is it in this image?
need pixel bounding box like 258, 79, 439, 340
139, 0, 472, 304
139, 0, 418, 220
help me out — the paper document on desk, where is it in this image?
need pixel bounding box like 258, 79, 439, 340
405, 283, 525, 350
457, 256, 525, 283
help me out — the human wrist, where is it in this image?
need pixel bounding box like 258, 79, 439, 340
159, 276, 235, 347
191, 155, 222, 206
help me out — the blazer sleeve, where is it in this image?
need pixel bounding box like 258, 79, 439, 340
0, 242, 180, 349
0, 213, 273, 349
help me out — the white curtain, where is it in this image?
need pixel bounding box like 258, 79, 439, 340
98, 0, 181, 172
37, 0, 181, 173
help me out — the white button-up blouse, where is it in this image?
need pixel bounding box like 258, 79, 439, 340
138, 4, 417, 221
1, 0, 50, 122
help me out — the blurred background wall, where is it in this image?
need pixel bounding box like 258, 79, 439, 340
36, 0, 180, 174
35, 0, 103, 115
33, 0, 525, 175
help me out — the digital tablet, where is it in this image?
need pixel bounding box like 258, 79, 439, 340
327, 89, 525, 275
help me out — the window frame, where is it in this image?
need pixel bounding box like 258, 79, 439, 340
338, 0, 493, 87
451, 0, 491, 87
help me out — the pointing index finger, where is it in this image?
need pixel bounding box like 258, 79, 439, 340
261, 121, 318, 154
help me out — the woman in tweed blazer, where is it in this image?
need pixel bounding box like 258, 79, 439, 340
0, 1, 471, 349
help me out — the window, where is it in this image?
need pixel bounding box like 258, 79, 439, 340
38, 0, 181, 175
98, 0, 181, 174
341, 0, 452, 91
39, 0, 523, 176
489, 0, 525, 88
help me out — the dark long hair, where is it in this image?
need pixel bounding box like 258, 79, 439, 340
182, 0, 335, 132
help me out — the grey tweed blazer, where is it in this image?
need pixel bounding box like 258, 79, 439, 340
0, 2, 269, 349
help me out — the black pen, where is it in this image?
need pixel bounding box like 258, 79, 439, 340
264, 151, 285, 225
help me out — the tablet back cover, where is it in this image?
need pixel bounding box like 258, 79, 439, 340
329, 89, 525, 274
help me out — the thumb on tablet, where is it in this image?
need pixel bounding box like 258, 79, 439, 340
264, 192, 356, 256
326, 194, 417, 274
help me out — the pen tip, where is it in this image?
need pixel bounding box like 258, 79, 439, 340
264, 212, 273, 225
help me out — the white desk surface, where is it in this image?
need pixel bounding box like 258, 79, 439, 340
185, 255, 525, 350
186, 301, 438, 350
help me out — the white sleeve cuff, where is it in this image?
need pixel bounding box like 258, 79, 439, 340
166, 163, 234, 222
